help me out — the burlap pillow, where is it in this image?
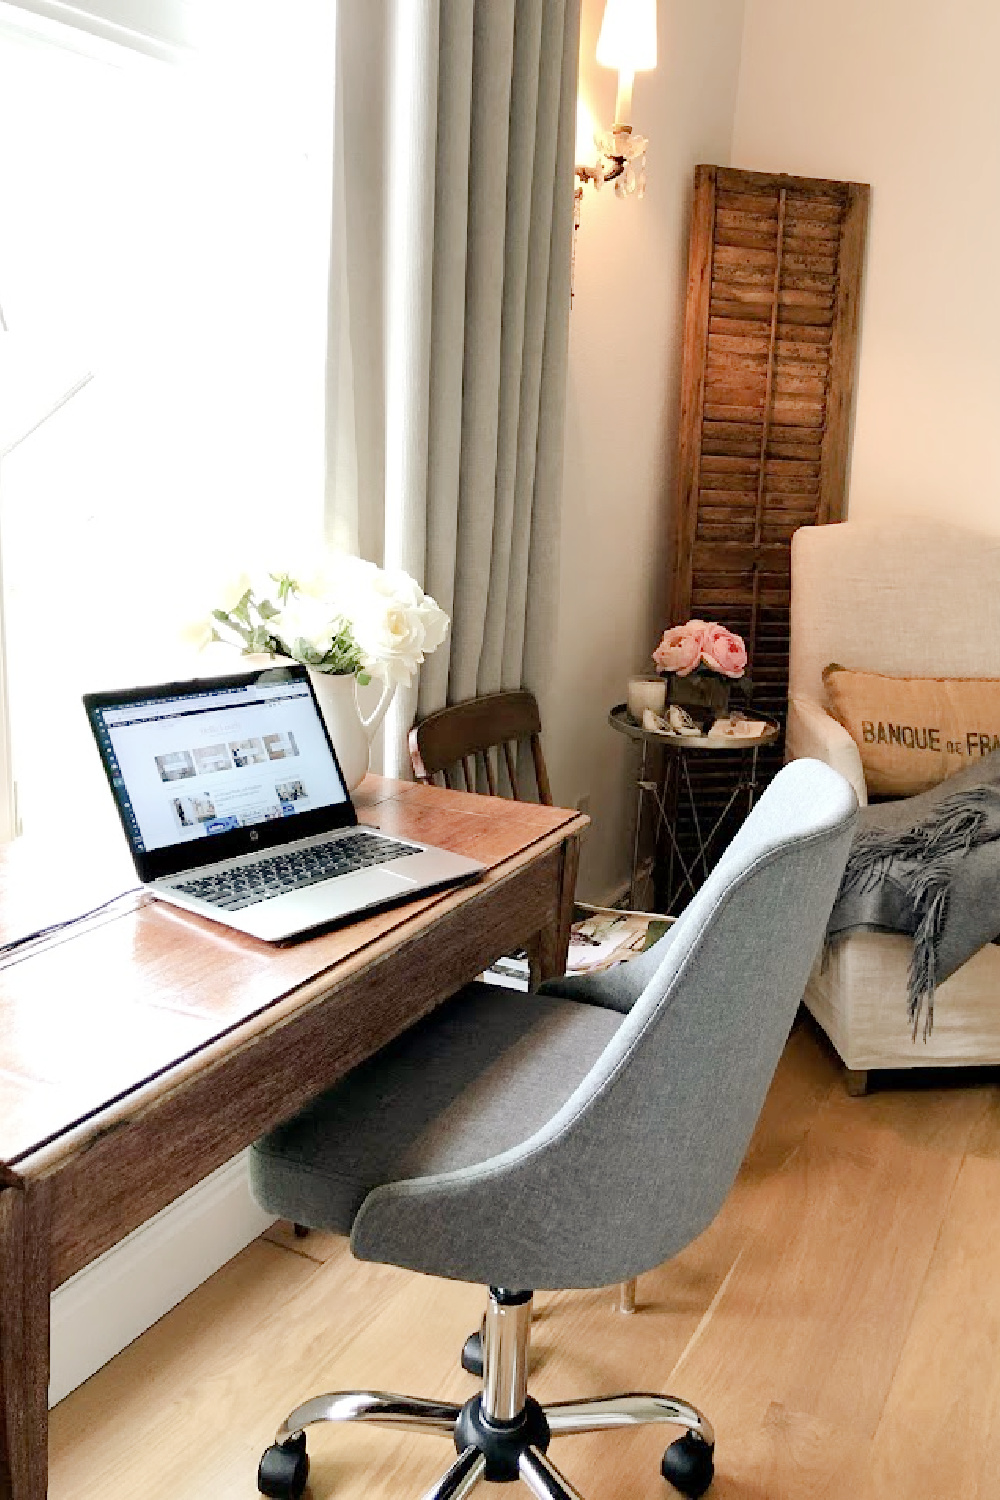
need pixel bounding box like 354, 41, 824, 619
822, 666, 1000, 797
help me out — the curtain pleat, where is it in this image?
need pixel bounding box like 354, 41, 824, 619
419, 0, 476, 716
384, 0, 439, 582
326, 1, 390, 564
328, 0, 580, 769
447, 0, 517, 706
381, 0, 441, 755
523, 0, 579, 708
502, 0, 570, 692
475, 0, 543, 696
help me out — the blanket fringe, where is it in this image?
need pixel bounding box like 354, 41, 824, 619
839, 786, 1000, 1037
906, 860, 952, 1040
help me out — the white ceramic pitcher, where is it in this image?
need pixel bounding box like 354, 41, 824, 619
307, 670, 395, 791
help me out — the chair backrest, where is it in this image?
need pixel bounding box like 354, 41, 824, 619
408, 690, 552, 804
790, 518, 1000, 705
352, 758, 858, 1290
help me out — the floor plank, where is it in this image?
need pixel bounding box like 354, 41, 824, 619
263, 1220, 343, 1264
671, 1080, 991, 1427
863, 1094, 1000, 1500
48, 1021, 1000, 1500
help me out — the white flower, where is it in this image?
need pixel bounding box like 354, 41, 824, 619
350, 575, 449, 686
208, 549, 449, 683
271, 594, 343, 657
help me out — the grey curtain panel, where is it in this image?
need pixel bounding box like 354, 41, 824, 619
327, 0, 581, 773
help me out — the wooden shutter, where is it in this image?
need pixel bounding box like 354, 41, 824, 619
658, 165, 868, 910
671, 164, 869, 722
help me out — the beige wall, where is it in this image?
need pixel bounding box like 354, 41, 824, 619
732, 0, 1000, 534
546, 0, 745, 903
551, 0, 1000, 900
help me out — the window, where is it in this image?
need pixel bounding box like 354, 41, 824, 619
0, 0, 334, 839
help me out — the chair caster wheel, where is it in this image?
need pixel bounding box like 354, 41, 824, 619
461, 1329, 484, 1377
661, 1431, 714, 1497
259, 1432, 309, 1499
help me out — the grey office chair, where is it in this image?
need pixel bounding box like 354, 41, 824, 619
250, 759, 857, 1500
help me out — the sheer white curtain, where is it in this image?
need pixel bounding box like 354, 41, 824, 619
328, 0, 581, 775
0, 0, 333, 839
0, 0, 191, 56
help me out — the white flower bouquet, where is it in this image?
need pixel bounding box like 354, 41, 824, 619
207, 554, 449, 688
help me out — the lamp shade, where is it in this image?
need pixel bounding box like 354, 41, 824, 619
596, 0, 657, 73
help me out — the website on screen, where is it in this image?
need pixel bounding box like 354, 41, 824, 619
93, 681, 347, 853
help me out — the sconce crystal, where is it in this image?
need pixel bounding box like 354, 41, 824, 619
585, 126, 647, 199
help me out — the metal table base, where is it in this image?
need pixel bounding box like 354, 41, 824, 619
609, 705, 780, 915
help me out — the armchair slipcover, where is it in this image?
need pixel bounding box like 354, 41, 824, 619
787, 518, 1000, 1085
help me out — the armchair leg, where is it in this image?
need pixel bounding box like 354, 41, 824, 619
618, 1277, 637, 1313
845, 1068, 869, 1097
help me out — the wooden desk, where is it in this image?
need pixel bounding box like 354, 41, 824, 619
0, 777, 586, 1499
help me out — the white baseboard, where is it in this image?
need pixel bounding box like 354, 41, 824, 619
49, 1149, 276, 1407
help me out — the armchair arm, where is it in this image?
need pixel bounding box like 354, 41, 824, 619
785, 696, 868, 806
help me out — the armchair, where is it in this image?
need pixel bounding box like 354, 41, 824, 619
788, 518, 1000, 1090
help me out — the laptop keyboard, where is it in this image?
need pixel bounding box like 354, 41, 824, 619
172, 831, 418, 911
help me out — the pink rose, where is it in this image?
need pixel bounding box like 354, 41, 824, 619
701, 623, 747, 679
653, 623, 702, 677
683, 619, 710, 649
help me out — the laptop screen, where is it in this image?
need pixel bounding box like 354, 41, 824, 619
85, 666, 354, 876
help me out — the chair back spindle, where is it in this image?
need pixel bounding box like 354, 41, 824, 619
409, 691, 552, 806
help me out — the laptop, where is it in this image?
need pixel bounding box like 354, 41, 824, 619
84, 664, 485, 942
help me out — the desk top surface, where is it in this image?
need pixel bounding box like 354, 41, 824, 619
0, 777, 584, 1172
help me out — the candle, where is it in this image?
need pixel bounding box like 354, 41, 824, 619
614, 67, 634, 128
627, 675, 666, 720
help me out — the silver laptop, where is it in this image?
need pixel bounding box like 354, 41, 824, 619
84, 664, 484, 942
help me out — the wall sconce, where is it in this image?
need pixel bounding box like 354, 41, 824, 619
576, 0, 657, 201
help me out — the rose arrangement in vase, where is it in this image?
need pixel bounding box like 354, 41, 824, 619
199, 553, 449, 789
205, 553, 448, 686
651, 618, 749, 731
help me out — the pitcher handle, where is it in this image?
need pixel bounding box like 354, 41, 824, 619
358, 679, 396, 742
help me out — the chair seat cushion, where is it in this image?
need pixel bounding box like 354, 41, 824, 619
249, 981, 622, 1236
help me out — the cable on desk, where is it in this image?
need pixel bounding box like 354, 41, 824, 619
0, 886, 146, 960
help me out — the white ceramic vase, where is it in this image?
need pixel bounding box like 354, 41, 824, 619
307, 669, 395, 792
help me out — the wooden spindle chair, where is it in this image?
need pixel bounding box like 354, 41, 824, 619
408, 690, 552, 805
409, 691, 637, 1320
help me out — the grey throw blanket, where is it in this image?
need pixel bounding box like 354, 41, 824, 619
828, 750, 1000, 1039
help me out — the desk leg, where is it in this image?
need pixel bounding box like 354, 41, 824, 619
537, 834, 580, 983
0, 1181, 51, 1500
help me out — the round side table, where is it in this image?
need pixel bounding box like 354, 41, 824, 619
609, 704, 780, 913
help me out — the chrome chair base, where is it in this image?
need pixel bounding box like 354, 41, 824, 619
258, 1291, 716, 1500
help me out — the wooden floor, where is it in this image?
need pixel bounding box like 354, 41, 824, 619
49, 1014, 1000, 1500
